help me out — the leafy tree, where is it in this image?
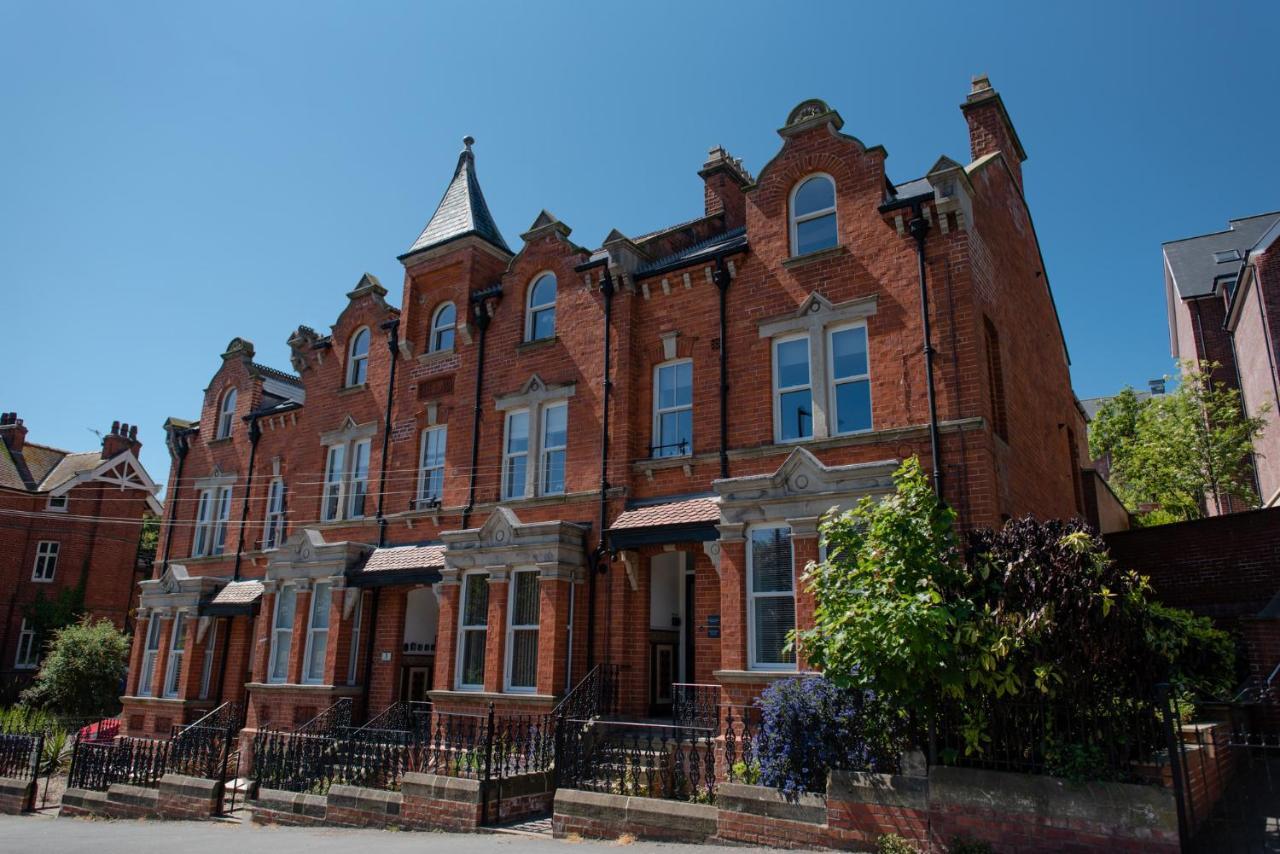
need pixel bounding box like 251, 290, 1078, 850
136, 514, 159, 568
1090, 361, 1268, 523
20, 618, 129, 716
23, 582, 85, 642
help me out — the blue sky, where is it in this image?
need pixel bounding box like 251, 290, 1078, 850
2, 1, 1277, 490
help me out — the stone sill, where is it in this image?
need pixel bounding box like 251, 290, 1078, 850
205, 437, 235, 447
426, 689, 558, 707
782, 244, 849, 271
337, 383, 369, 396
712, 669, 818, 684
515, 335, 559, 354
245, 682, 364, 695
119, 695, 213, 707
723, 417, 986, 464
415, 348, 457, 366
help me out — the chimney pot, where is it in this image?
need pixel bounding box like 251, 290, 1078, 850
129, 425, 138, 441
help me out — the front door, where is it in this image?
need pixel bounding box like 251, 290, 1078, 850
649, 552, 686, 715
404, 666, 432, 702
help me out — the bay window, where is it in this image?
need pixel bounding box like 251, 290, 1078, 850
163, 612, 188, 697
457, 573, 489, 690
747, 525, 796, 671
269, 585, 297, 683
303, 582, 331, 684
138, 616, 162, 694
505, 569, 540, 692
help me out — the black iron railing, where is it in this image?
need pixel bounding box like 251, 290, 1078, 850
553, 664, 620, 722
295, 698, 352, 737
68, 737, 170, 791
557, 718, 716, 802
672, 683, 721, 730
343, 700, 433, 746
722, 704, 762, 783
0, 731, 42, 782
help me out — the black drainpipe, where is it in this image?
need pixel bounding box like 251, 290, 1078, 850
359, 588, 381, 720
462, 285, 501, 529
909, 202, 944, 499
159, 427, 191, 575
375, 318, 401, 547
232, 415, 262, 582
713, 257, 732, 479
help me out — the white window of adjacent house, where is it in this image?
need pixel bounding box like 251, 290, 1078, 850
430, 303, 456, 353
347, 439, 371, 519
828, 323, 872, 435
264, 478, 287, 550
138, 616, 162, 694
199, 620, 217, 700
346, 590, 365, 686
502, 410, 530, 500
32, 541, 59, 582
268, 585, 297, 683
417, 426, 447, 507
216, 388, 237, 439
505, 569, 541, 692
653, 360, 693, 457
303, 582, 331, 684
163, 612, 188, 697
14, 619, 38, 670
457, 573, 489, 690
525, 273, 557, 342
322, 444, 347, 522
46, 494, 68, 512
540, 403, 567, 496
747, 525, 797, 671
789, 174, 837, 257
774, 336, 813, 442
347, 327, 370, 387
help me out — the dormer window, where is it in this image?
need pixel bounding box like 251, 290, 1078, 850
430, 303, 456, 353
525, 273, 557, 342
790, 174, 837, 257
216, 388, 237, 439
347, 327, 370, 387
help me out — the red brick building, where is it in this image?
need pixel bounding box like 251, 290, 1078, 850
0, 413, 162, 696
123, 76, 1090, 739
1164, 211, 1280, 512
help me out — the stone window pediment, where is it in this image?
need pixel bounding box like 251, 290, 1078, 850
494, 374, 576, 411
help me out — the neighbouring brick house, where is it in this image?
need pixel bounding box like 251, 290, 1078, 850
0, 413, 162, 696
123, 76, 1092, 740
1164, 210, 1280, 511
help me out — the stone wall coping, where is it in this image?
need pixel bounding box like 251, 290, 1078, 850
554, 787, 717, 837
159, 773, 223, 798
401, 771, 481, 803
327, 784, 403, 814
105, 782, 161, 808
928, 765, 1178, 832
62, 787, 110, 810
253, 787, 329, 818
828, 769, 929, 810
716, 782, 827, 825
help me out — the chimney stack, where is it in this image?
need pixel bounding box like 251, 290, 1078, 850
960, 75, 1027, 193
102, 420, 143, 459
698, 146, 752, 230
0, 412, 27, 452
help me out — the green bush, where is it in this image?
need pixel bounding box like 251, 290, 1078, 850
877, 833, 919, 854
20, 618, 129, 717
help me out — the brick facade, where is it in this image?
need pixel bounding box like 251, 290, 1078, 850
0, 415, 160, 697
123, 76, 1090, 740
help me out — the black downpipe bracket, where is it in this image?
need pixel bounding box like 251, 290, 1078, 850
909, 203, 944, 499
462, 286, 501, 530
375, 318, 401, 548
713, 258, 732, 479
159, 428, 191, 576
231, 415, 262, 582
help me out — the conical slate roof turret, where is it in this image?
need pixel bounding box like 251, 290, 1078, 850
402, 136, 511, 259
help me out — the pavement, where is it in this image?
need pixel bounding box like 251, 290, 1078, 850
0, 813, 790, 853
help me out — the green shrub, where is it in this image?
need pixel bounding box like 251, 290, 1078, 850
950, 838, 993, 854
20, 618, 129, 717
877, 833, 919, 854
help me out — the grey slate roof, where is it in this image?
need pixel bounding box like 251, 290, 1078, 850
251, 362, 303, 389
0, 440, 101, 493
1164, 212, 1280, 299
402, 139, 511, 258
890, 177, 933, 200
634, 227, 748, 278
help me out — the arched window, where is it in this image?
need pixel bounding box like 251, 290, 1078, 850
216, 388, 237, 439
347, 327, 370, 387
789, 174, 837, 256
430, 303, 456, 353
525, 273, 557, 342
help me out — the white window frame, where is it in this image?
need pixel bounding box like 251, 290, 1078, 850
14, 619, 38, 670
346, 590, 365, 686
302, 582, 331, 685
192, 487, 231, 557
430, 302, 456, 353
163, 612, 188, 697
264, 478, 287, 550
540, 403, 567, 496
652, 359, 693, 458
789, 173, 837, 257
138, 616, 163, 694
268, 585, 297, 684
347, 439, 372, 519
826, 322, 873, 436
456, 571, 489, 691
193, 490, 212, 556
773, 334, 814, 443
347, 327, 371, 387
504, 568, 541, 693
212, 487, 232, 555
46, 494, 68, 512
746, 524, 798, 672
322, 444, 347, 522
417, 426, 447, 507
32, 541, 59, 582
216, 388, 237, 439
199, 619, 217, 700
525, 272, 557, 342
502, 410, 531, 500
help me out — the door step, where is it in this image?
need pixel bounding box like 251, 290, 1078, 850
488, 813, 553, 837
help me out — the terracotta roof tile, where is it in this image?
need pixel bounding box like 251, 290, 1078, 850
363, 544, 446, 574
210, 580, 264, 606
610, 497, 719, 530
